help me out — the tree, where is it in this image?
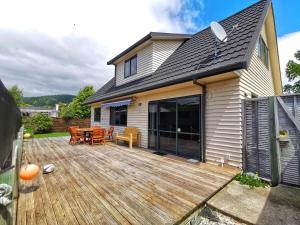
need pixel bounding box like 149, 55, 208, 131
61, 86, 95, 119
284, 50, 300, 93
8, 85, 23, 106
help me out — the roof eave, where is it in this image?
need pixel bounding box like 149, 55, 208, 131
85, 61, 247, 104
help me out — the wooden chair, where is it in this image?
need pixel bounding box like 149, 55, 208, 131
68, 126, 84, 145
105, 126, 114, 141
90, 128, 106, 145
115, 127, 140, 149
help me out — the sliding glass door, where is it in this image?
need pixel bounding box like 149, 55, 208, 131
148, 95, 201, 160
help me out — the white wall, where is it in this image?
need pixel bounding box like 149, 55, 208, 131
115, 40, 183, 87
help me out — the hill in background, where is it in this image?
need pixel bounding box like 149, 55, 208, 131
23, 94, 75, 107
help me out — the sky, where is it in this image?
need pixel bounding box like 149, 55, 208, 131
0, 0, 299, 96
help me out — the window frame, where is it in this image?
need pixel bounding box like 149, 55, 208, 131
257, 35, 269, 69
94, 107, 101, 122
124, 55, 137, 78
109, 105, 128, 126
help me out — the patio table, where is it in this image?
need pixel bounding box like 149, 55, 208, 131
77, 128, 94, 143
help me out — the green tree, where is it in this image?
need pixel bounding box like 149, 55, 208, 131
8, 85, 23, 106
31, 113, 53, 134
61, 86, 95, 119
284, 50, 300, 93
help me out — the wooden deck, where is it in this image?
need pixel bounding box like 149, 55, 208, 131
17, 137, 239, 225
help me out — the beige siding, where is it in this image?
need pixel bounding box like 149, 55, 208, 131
152, 41, 183, 71
115, 40, 183, 87
238, 24, 275, 97
115, 44, 153, 86
205, 78, 243, 167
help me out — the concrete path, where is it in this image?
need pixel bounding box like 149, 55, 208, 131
207, 181, 300, 225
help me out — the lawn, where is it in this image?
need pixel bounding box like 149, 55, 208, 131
33, 132, 70, 138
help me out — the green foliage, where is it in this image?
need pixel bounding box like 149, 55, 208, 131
34, 132, 70, 138
284, 50, 300, 93
61, 86, 95, 119
8, 85, 23, 106
24, 113, 53, 134
235, 173, 269, 189
23, 94, 75, 107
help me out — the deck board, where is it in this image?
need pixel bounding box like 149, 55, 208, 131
17, 137, 239, 225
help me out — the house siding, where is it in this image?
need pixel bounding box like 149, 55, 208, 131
115, 40, 183, 87
152, 41, 183, 71
238, 24, 275, 97
205, 78, 243, 167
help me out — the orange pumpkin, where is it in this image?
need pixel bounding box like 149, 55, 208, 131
19, 164, 40, 180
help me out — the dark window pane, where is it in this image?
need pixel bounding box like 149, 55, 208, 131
159, 100, 176, 132
131, 56, 137, 75
178, 134, 200, 159
178, 96, 200, 133
124, 60, 131, 77
257, 36, 269, 68
94, 107, 101, 122
110, 106, 127, 126
148, 103, 157, 130
148, 130, 157, 149
159, 131, 176, 153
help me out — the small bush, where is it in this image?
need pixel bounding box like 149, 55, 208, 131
30, 113, 53, 134
235, 172, 269, 189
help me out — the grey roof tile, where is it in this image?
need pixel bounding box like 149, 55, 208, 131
85, 0, 271, 104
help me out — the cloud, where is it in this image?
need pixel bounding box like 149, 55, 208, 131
0, 0, 204, 96
278, 31, 300, 85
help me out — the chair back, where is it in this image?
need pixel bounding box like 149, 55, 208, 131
69, 127, 78, 136
124, 127, 138, 139
93, 128, 105, 137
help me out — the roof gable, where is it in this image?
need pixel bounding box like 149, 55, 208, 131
86, 0, 272, 104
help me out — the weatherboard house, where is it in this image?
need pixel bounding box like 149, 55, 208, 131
85, 0, 282, 167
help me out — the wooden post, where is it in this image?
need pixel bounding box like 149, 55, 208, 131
268, 97, 280, 186
129, 133, 133, 149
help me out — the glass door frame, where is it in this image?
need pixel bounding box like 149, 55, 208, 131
148, 94, 202, 161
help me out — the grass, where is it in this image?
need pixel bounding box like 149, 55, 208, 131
235, 172, 269, 189
33, 132, 70, 138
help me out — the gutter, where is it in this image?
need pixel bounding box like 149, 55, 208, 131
193, 79, 207, 163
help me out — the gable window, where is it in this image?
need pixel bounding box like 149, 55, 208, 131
94, 107, 101, 122
110, 105, 127, 126
124, 55, 137, 78
257, 36, 269, 69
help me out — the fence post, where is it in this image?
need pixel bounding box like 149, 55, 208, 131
268, 96, 280, 186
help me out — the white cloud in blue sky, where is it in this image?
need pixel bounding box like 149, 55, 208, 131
0, 0, 204, 96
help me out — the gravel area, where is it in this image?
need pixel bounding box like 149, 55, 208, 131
190, 206, 246, 225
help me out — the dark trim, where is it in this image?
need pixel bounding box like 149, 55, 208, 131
107, 32, 192, 65
243, 0, 271, 69
124, 55, 137, 78
147, 94, 202, 160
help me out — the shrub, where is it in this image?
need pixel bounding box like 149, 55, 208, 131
235, 172, 269, 189
30, 113, 53, 134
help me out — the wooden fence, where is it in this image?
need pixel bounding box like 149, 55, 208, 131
51, 118, 90, 132
0, 80, 23, 225
243, 95, 300, 186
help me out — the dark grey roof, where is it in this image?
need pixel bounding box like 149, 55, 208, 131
86, 0, 271, 104
107, 32, 192, 65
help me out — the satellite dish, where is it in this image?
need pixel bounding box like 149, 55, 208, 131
210, 21, 228, 42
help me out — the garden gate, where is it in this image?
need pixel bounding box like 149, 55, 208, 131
243, 95, 300, 186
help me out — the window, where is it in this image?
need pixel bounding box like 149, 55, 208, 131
257, 36, 269, 68
94, 107, 101, 122
110, 105, 127, 126
124, 55, 137, 78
